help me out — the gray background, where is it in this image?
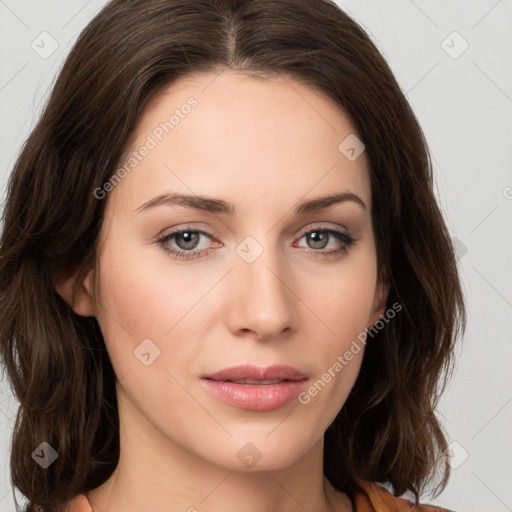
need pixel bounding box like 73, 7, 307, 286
1, 1, 511, 511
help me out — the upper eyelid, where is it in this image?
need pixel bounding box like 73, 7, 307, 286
160, 223, 350, 240
160, 224, 352, 247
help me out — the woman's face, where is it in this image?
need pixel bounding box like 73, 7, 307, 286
77, 70, 387, 472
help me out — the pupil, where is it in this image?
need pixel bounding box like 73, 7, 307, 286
309, 231, 327, 249
178, 232, 198, 249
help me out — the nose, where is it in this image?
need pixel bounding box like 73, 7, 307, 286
226, 240, 298, 341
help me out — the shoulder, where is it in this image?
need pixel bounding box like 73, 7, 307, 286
353, 480, 457, 512
62, 494, 92, 512
63, 484, 457, 512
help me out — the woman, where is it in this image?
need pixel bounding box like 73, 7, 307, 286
0, 0, 466, 511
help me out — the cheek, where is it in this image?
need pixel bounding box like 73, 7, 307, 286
309, 258, 378, 345
96, 237, 198, 336
298, 259, 377, 399
93, 237, 225, 381
298, 282, 371, 421
92, 241, 180, 374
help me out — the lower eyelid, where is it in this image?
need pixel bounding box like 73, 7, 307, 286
159, 228, 354, 257
161, 228, 348, 243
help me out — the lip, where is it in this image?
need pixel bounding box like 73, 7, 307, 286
201, 365, 308, 412
203, 364, 308, 382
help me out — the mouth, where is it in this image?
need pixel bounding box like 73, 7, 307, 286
201, 365, 308, 412
211, 378, 290, 385
202, 364, 308, 382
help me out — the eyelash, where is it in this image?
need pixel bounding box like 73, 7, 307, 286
156, 226, 356, 261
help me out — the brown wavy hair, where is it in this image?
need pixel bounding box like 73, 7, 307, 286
0, 0, 466, 510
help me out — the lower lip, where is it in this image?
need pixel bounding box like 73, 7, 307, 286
201, 378, 308, 412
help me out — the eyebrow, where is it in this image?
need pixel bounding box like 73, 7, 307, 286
135, 191, 367, 215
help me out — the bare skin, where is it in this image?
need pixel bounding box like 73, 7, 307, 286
57, 70, 388, 512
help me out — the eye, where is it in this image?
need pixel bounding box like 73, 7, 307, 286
157, 226, 356, 260
157, 228, 214, 260
295, 226, 356, 258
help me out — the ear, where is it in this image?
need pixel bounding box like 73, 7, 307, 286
54, 266, 96, 317
368, 267, 390, 327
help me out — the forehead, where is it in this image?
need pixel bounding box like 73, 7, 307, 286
106, 70, 371, 217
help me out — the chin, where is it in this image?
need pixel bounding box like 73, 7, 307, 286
197, 430, 316, 473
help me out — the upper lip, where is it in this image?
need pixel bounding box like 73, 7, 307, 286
202, 365, 308, 382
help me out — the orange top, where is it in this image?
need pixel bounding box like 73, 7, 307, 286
63, 481, 454, 511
